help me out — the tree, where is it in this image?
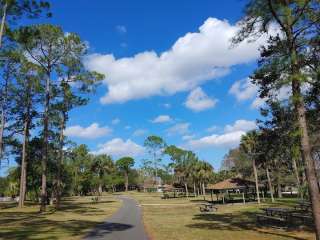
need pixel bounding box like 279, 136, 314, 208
91, 154, 114, 195
240, 130, 260, 204
116, 157, 134, 192
10, 54, 42, 207
15, 24, 95, 211
0, 48, 16, 163
52, 35, 103, 208
234, 1, 320, 236
144, 135, 166, 184
0, 0, 50, 48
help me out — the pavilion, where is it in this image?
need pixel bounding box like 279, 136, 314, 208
206, 177, 265, 204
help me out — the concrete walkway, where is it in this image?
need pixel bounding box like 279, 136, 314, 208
84, 196, 149, 240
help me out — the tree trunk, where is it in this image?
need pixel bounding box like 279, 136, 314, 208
55, 112, 65, 209
18, 119, 29, 208
0, 108, 5, 162
0, 72, 9, 162
98, 183, 102, 195
0, 2, 7, 49
202, 182, 206, 200
292, 155, 302, 198
184, 182, 189, 198
125, 171, 128, 192
252, 158, 260, 204
40, 71, 51, 212
285, 21, 320, 239
193, 182, 196, 196
295, 91, 320, 238
266, 168, 274, 203
276, 171, 282, 198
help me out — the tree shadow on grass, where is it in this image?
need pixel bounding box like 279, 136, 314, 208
0, 200, 119, 240
186, 211, 314, 240
0, 218, 104, 240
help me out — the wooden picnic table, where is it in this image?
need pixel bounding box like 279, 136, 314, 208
295, 201, 311, 211
262, 207, 294, 218
258, 207, 313, 225
199, 203, 218, 212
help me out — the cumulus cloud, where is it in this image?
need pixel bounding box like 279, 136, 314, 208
187, 119, 256, 149
188, 131, 245, 149
167, 123, 190, 135
185, 87, 217, 112
229, 78, 258, 101
182, 135, 195, 141
65, 123, 112, 139
151, 115, 172, 123
224, 119, 256, 133
132, 129, 148, 137
93, 138, 144, 157
206, 125, 218, 133
85, 18, 269, 104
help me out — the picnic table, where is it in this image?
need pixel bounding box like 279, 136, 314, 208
199, 203, 218, 212
257, 207, 294, 223
295, 201, 311, 211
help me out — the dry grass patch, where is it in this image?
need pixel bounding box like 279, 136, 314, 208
0, 195, 121, 240
129, 192, 315, 240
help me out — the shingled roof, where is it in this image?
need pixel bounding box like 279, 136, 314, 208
206, 177, 258, 190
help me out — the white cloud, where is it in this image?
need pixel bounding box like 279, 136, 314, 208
188, 131, 245, 149
167, 123, 190, 135
206, 125, 218, 133
65, 123, 112, 139
187, 119, 256, 149
93, 138, 144, 157
111, 118, 120, 125
151, 115, 172, 123
85, 17, 268, 104
224, 119, 256, 133
182, 134, 195, 141
133, 129, 148, 137
229, 78, 258, 101
115, 25, 127, 34
184, 87, 217, 112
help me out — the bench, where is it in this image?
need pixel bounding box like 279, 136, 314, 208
291, 213, 313, 223
257, 214, 286, 223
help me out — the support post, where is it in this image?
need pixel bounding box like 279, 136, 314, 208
242, 191, 246, 204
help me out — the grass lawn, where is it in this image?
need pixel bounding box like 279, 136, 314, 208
0, 195, 121, 240
128, 192, 315, 240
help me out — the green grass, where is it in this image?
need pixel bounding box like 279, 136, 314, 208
0, 195, 121, 240
128, 192, 315, 240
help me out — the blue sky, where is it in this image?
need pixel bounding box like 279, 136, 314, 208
2, 0, 270, 175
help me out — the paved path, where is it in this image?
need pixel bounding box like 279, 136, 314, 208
84, 196, 149, 240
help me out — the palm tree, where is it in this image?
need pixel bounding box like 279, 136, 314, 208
116, 157, 135, 192
241, 130, 260, 204
91, 154, 114, 195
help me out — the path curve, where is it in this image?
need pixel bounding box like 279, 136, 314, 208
84, 196, 149, 240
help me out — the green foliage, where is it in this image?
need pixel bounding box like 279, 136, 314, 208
116, 157, 134, 173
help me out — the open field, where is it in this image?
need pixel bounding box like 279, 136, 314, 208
0, 195, 121, 240
128, 192, 315, 240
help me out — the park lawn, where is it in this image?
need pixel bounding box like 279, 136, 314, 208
128, 192, 315, 240
0, 195, 121, 240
